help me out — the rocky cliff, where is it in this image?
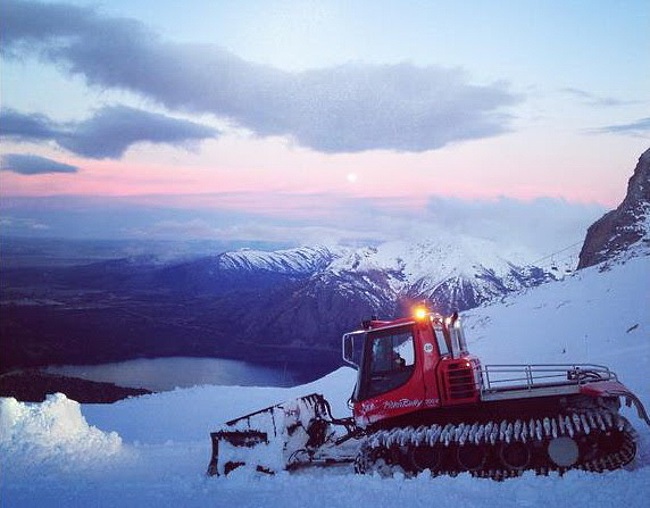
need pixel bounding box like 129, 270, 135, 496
578, 148, 650, 269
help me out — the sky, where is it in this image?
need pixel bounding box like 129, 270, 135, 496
1, 0, 649, 259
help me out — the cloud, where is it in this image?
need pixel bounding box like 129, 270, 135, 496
57, 106, 219, 158
0, 215, 50, 231
593, 117, 650, 137
2, 0, 520, 153
560, 87, 637, 107
423, 196, 604, 258
0, 109, 59, 140
0, 193, 603, 264
1, 153, 79, 175
0, 106, 219, 159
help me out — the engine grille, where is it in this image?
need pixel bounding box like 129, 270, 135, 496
447, 363, 477, 400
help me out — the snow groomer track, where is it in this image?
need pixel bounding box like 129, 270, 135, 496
356, 407, 638, 480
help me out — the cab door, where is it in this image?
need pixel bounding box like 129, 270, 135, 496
353, 325, 426, 424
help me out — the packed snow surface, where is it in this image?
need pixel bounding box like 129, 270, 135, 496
1, 256, 649, 507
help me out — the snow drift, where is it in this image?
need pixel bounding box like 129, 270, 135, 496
0, 393, 122, 470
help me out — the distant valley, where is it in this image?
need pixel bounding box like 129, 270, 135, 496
0, 237, 557, 376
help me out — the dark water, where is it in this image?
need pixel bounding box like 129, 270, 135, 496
43, 357, 317, 391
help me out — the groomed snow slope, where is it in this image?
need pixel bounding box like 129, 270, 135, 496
1, 256, 649, 508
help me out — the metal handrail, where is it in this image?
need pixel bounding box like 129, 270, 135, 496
480, 363, 616, 392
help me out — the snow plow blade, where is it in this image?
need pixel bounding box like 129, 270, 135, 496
207, 393, 359, 476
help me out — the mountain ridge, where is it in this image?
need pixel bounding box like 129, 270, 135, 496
579, 148, 650, 269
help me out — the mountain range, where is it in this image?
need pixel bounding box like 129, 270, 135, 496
1, 148, 648, 378
0, 235, 555, 373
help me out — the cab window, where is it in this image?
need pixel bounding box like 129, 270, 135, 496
360, 327, 415, 399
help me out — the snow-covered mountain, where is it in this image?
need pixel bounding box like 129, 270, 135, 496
201, 145, 649, 321
208, 233, 555, 316
330, 236, 553, 313
217, 246, 335, 274
2, 241, 648, 507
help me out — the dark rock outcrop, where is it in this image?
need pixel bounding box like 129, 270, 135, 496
0, 370, 152, 403
578, 148, 650, 269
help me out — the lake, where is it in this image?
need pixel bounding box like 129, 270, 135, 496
43, 357, 314, 391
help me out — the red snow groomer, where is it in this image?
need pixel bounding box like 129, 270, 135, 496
207, 307, 649, 479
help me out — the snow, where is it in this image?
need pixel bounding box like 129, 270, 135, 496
464, 254, 650, 399
0, 393, 122, 471
215, 234, 554, 307
328, 234, 529, 286
1, 255, 649, 507
218, 246, 334, 274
